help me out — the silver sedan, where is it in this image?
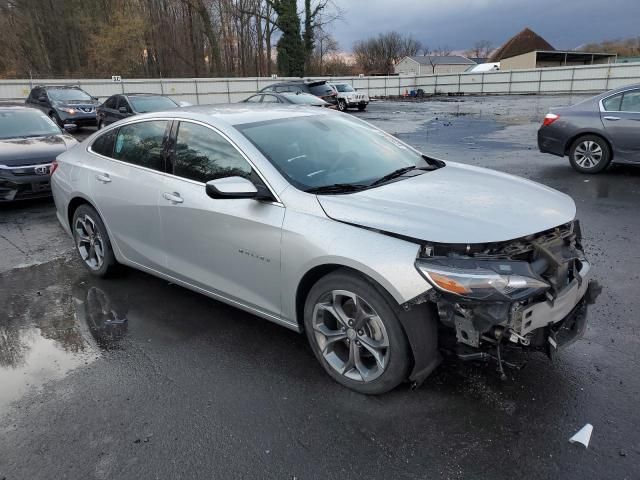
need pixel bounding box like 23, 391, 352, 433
51, 105, 595, 394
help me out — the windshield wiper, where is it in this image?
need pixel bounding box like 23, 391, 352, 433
306, 183, 369, 195
369, 166, 417, 187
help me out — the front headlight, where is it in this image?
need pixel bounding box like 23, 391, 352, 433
58, 107, 77, 114
415, 258, 549, 301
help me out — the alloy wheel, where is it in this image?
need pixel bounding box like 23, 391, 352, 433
574, 140, 603, 169
74, 214, 105, 270
312, 289, 390, 382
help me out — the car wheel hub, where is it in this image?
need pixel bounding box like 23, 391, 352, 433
574, 141, 603, 168
74, 214, 105, 270
312, 289, 389, 382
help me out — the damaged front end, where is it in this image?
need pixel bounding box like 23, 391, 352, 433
414, 221, 598, 368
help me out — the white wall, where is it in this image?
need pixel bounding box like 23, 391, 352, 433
1, 62, 640, 102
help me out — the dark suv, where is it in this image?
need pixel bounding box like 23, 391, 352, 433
259, 80, 338, 105
26, 85, 99, 129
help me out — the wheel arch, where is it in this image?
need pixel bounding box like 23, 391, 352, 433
564, 131, 614, 160
67, 195, 97, 229
295, 262, 440, 385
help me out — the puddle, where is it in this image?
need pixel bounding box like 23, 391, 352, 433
0, 262, 128, 412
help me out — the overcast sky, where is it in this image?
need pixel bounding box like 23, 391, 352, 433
328, 0, 640, 53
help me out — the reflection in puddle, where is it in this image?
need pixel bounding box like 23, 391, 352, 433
0, 277, 127, 411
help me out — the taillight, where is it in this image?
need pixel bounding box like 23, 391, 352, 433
49, 160, 59, 175
542, 113, 559, 127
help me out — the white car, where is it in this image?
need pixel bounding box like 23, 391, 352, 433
331, 83, 369, 112
50, 105, 595, 394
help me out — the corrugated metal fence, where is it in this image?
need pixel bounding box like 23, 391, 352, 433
1, 62, 640, 103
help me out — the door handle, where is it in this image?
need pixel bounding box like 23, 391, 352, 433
603, 116, 621, 121
163, 192, 184, 204
95, 173, 111, 183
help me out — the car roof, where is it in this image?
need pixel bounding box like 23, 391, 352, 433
38, 85, 84, 90
140, 103, 332, 126
123, 93, 169, 97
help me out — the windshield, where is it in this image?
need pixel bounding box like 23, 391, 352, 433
129, 96, 178, 113
47, 88, 93, 102
237, 114, 433, 191
335, 84, 355, 93
0, 110, 61, 139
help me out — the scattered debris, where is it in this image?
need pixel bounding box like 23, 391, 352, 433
569, 423, 593, 448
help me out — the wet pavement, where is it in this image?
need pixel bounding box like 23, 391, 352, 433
1, 96, 639, 479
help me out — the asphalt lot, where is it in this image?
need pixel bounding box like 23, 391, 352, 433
1, 96, 639, 479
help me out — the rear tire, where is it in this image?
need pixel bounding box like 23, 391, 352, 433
569, 135, 611, 174
304, 269, 410, 394
97, 119, 104, 130
357, 105, 366, 111
72, 204, 117, 277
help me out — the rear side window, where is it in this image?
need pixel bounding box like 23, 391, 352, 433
620, 90, 640, 112
173, 122, 252, 183
309, 83, 332, 96
113, 120, 169, 171
91, 129, 117, 157
602, 93, 622, 111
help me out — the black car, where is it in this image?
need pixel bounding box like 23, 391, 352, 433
538, 83, 640, 173
0, 106, 78, 202
96, 93, 179, 129
242, 92, 330, 107
25, 85, 99, 129
259, 80, 338, 104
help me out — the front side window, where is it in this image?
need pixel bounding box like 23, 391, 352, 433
91, 129, 117, 157
113, 120, 168, 171
116, 96, 132, 113
104, 96, 117, 109
173, 122, 252, 183
237, 114, 432, 191
620, 90, 640, 112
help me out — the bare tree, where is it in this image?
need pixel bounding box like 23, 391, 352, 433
433, 45, 452, 56
353, 31, 422, 74
465, 40, 493, 59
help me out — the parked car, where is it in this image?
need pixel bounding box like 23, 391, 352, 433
51, 105, 595, 394
538, 83, 640, 173
242, 92, 330, 107
25, 85, 99, 129
259, 80, 338, 105
330, 83, 369, 111
97, 93, 179, 129
0, 106, 78, 202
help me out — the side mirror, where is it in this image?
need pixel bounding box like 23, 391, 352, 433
118, 106, 128, 113
205, 176, 258, 199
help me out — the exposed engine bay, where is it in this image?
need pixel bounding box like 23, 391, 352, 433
413, 221, 598, 372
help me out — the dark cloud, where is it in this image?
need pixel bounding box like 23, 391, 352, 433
329, 0, 640, 52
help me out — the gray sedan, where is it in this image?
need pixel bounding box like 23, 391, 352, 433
51, 105, 595, 394
538, 83, 640, 173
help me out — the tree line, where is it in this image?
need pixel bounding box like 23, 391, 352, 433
0, 0, 346, 78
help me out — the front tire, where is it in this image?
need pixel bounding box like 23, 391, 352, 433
337, 99, 347, 112
72, 204, 117, 277
304, 270, 411, 394
569, 135, 611, 174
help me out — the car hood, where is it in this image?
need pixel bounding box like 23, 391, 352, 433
317, 162, 576, 244
0, 135, 77, 166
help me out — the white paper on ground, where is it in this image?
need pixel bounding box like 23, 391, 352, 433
569, 423, 593, 448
